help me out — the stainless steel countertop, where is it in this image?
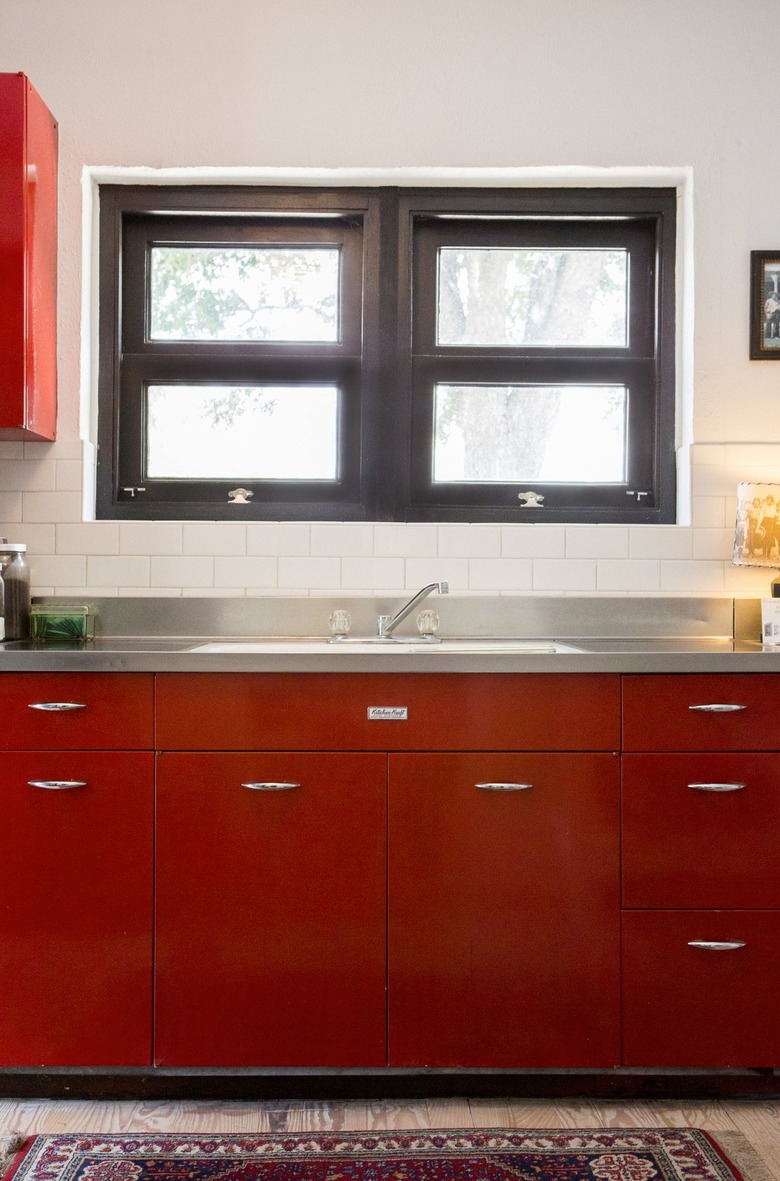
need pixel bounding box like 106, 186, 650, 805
1, 595, 776, 673
0, 634, 778, 673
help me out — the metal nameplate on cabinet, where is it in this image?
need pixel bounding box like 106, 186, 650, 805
367, 707, 408, 721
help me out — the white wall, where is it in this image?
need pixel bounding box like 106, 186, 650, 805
0, 0, 777, 598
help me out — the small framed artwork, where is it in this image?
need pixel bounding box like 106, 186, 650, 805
750, 251, 780, 357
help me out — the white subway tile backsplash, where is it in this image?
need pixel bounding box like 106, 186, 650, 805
660, 560, 725, 593
438, 526, 501, 558
31, 555, 87, 587
404, 557, 469, 590
533, 559, 596, 591
247, 524, 310, 556
183, 523, 247, 556
278, 556, 341, 589
629, 526, 694, 559
120, 523, 184, 556
341, 557, 406, 589
57, 522, 119, 555
56, 461, 83, 491
468, 558, 532, 590
566, 527, 629, 559
0, 460, 57, 492
374, 525, 437, 557
151, 556, 212, 588
89, 555, 150, 588
692, 528, 734, 560
3, 433, 776, 597
597, 559, 660, 591
502, 526, 565, 558
214, 556, 277, 588
23, 491, 82, 523
691, 497, 728, 528
310, 524, 373, 556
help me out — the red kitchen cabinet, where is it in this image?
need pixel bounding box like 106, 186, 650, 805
155, 751, 387, 1067
0, 672, 154, 750
0, 751, 154, 1066
156, 672, 620, 752
622, 910, 780, 1067
388, 751, 621, 1067
0, 73, 57, 439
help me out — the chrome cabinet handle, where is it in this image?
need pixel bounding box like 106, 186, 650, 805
241, 781, 300, 791
475, 782, 533, 791
687, 782, 746, 792
688, 703, 746, 713
27, 780, 88, 790
28, 702, 87, 712
687, 939, 746, 951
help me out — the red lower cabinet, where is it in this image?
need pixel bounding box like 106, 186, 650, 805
155, 752, 387, 1067
622, 910, 780, 1067
0, 752, 154, 1066
388, 752, 621, 1067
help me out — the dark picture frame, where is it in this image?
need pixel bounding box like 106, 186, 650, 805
750, 251, 780, 357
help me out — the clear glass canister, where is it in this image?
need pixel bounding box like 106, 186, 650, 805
0, 543, 31, 640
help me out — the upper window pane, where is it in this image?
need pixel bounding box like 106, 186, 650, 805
149, 246, 341, 342
437, 247, 628, 348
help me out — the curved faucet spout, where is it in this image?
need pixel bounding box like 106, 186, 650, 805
377, 581, 449, 639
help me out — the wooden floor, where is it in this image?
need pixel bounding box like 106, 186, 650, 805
0, 1098, 779, 1178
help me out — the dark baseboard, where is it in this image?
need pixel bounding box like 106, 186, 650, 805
0, 1068, 778, 1102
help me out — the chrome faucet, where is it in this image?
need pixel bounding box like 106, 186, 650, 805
377, 581, 449, 639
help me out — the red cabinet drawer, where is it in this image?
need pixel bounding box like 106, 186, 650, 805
156, 672, 620, 751
388, 751, 620, 1067
0, 673, 154, 749
155, 751, 386, 1067
622, 674, 780, 750
0, 752, 154, 1066
622, 910, 780, 1067
622, 753, 780, 908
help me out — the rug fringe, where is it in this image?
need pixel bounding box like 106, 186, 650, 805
710, 1131, 776, 1181
0, 1133, 25, 1180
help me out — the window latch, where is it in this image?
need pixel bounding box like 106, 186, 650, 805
626, 490, 650, 502
121, 486, 146, 498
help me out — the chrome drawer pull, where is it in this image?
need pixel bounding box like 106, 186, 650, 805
28, 780, 88, 790
688, 703, 746, 713
241, 781, 300, 791
475, 782, 533, 791
687, 939, 746, 951
28, 702, 87, 712
687, 782, 746, 792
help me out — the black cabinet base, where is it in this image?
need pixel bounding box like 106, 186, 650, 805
0, 1069, 778, 1101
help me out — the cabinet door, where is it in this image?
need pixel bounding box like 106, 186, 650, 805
388, 752, 620, 1067
622, 910, 780, 1067
156, 752, 387, 1067
0, 752, 153, 1066
623, 753, 780, 908
0, 73, 57, 440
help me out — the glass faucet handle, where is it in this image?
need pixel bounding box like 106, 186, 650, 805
416, 609, 440, 638
328, 609, 352, 639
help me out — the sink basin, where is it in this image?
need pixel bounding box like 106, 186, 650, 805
188, 639, 581, 655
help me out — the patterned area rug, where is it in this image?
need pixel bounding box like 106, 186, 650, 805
0, 1129, 766, 1181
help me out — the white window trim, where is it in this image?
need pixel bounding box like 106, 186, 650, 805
80, 164, 693, 524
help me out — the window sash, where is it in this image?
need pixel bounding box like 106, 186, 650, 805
97, 184, 675, 523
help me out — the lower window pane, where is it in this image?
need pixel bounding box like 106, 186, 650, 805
433, 383, 626, 483
147, 385, 339, 480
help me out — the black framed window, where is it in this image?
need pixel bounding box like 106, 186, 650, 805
97, 184, 676, 522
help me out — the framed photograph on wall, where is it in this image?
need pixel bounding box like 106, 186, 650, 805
750, 251, 780, 357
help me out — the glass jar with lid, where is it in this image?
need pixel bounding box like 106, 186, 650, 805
0, 543, 31, 640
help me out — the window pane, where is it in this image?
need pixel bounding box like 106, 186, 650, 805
433, 384, 626, 483
150, 247, 340, 342
437, 248, 628, 348
147, 385, 339, 479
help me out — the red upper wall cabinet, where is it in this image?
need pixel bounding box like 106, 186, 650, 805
0, 73, 57, 440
